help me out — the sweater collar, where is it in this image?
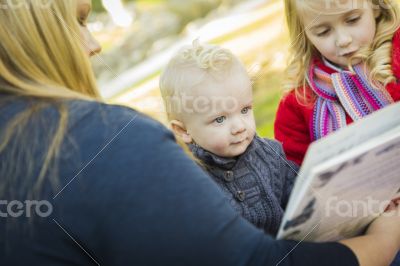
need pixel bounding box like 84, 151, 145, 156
188, 136, 258, 170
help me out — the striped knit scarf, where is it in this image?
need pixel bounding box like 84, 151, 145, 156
307, 58, 393, 141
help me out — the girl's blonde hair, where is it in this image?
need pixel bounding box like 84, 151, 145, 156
284, 0, 400, 104
0, 0, 101, 198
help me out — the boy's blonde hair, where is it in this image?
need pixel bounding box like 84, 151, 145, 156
0, 0, 100, 198
159, 41, 248, 120
284, 0, 400, 104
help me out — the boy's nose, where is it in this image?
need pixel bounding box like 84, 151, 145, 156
231, 120, 246, 135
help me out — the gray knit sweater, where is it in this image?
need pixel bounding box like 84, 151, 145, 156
189, 135, 299, 236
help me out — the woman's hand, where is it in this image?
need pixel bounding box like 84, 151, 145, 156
367, 203, 400, 248
341, 204, 400, 266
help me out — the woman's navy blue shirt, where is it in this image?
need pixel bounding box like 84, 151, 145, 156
0, 99, 359, 266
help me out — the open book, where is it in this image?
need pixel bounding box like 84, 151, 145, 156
277, 102, 400, 242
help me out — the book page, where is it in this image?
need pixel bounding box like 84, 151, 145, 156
287, 102, 400, 215
278, 123, 400, 241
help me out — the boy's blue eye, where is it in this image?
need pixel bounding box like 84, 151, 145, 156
215, 116, 226, 123
241, 107, 251, 114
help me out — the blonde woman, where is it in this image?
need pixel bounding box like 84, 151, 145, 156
1, 1, 400, 265
275, 0, 400, 165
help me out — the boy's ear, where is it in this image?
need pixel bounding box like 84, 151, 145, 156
170, 120, 192, 144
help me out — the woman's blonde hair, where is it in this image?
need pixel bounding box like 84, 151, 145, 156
0, 0, 101, 198
284, 0, 400, 104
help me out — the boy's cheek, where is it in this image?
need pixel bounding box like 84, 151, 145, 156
209, 139, 229, 155
212, 139, 227, 150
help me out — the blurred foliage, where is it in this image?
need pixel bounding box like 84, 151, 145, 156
92, 0, 137, 12
92, 0, 103, 12
93, 0, 224, 25
94, 0, 287, 138
166, 0, 222, 24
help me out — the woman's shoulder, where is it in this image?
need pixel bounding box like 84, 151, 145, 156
64, 99, 171, 146
67, 99, 164, 131
61, 99, 175, 174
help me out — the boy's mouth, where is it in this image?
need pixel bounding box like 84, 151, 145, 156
232, 138, 246, 145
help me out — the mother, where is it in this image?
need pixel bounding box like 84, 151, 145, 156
1, 1, 399, 265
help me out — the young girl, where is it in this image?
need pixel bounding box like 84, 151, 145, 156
275, 0, 400, 166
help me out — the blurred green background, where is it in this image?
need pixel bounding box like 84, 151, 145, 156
90, 0, 289, 138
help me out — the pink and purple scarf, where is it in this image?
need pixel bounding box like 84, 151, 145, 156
307, 58, 394, 141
